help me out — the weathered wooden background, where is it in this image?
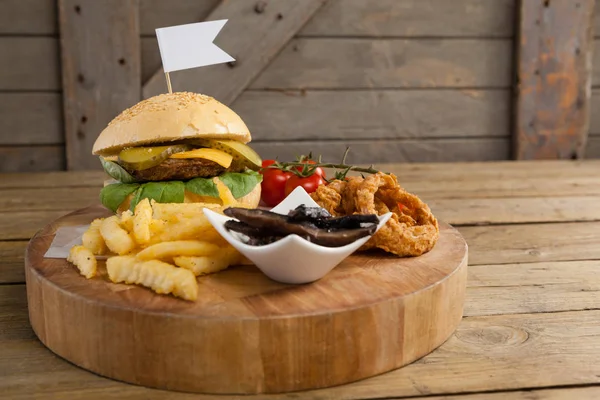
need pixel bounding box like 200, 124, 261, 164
0, 0, 597, 172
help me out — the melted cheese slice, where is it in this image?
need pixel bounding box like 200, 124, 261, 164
169, 148, 233, 168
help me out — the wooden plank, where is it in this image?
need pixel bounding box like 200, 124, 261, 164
252, 138, 510, 164
2, 292, 600, 399
515, 0, 595, 160
0, 241, 27, 284
0, 38, 60, 90
398, 387, 600, 400
403, 175, 600, 199
59, 0, 141, 170
0, 210, 70, 240
460, 222, 600, 265
585, 136, 600, 158
466, 260, 600, 316
233, 89, 510, 140
0, 187, 99, 212
0, 171, 105, 189
249, 38, 512, 89
588, 89, 600, 133
141, 38, 162, 83
301, 0, 515, 38
0, 93, 63, 145
0, 146, 64, 173
430, 196, 600, 226
0, 0, 56, 34
143, 0, 327, 104
139, 0, 219, 36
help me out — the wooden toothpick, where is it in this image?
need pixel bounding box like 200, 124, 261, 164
165, 72, 173, 94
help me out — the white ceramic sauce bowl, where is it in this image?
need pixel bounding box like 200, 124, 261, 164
203, 186, 392, 284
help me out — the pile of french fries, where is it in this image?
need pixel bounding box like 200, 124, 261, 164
67, 199, 242, 301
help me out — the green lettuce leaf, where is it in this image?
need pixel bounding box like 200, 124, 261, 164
100, 157, 138, 183
129, 181, 186, 211
100, 183, 140, 213
218, 170, 263, 199
185, 177, 220, 198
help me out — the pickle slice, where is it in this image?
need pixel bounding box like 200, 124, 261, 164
118, 144, 191, 171
193, 139, 262, 170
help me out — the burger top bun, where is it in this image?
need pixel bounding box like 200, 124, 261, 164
92, 92, 251, 156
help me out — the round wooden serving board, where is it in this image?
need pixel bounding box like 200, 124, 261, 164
25, 205, 468, 395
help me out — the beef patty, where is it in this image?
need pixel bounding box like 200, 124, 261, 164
125, 158, 241, 181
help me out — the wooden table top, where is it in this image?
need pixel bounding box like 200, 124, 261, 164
2, 160, 600, 399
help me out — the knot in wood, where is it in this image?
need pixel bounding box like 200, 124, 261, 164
254, 1, 267, 14
456, 324, 529, 348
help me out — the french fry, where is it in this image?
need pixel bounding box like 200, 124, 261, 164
106, 256, 198, 301
215, 179, 236, 206
151, 201, 222, 222
148, 216, 214, 244
174, 246, 242, 276
120, 210, 134, 232
100, 215, 136, 255
67, 245, 97, 278
82, 218, 108, 255
133, 198, 153, 245
136, 240, 220, 261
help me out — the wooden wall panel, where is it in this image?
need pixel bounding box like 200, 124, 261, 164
59, 0, 141, 170
233, 90, 510, 141
252, 138, 510, 164
0, 94, 63, 145
0, 0, 57, 34
249, 38, 512, 89
300, 0, 515, 37
0, 38, 60, 90
0, 147, 65, 172
139, 0, 219, 36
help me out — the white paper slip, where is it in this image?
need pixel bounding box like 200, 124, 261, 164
44, 225, 89, 259
156, 19, 235, 73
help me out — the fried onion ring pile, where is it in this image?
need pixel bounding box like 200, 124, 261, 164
310, 172, 439, 257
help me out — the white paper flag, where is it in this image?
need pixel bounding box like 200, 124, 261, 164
155, 20, 235, 73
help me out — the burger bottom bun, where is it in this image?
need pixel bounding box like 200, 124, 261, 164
111, 181, 261, 214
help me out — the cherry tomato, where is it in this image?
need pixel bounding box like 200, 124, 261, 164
284, 173, 325, 197
260, 160, 292, 206
294, 159, 326, 178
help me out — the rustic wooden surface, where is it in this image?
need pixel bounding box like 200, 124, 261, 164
25, 207, 467, 394
2, 160, 600, 398
143, 0, 327, 103
58, 0, 141, 170
515, 0, 595, 160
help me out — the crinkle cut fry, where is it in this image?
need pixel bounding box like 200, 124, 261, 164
310, 172, 439, 257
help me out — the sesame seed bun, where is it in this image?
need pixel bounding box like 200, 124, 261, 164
92, 92, 251, 156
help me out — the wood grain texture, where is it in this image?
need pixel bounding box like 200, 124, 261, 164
461, 222, 600, 265
143, 0, 326, 104
0, 241, 27, 284
300, 0, 515, 37
589, 89, 600, 133
0, 38, 60, 90
585, 136, 600, 158
0, 171, 105, 189
3, 295, 600, 399
24, 206, 467, 394
0, 146, 64, 173
0, 210, 70, 240
249, 38, 512, 89
399, 387, 600, 400
139, 0, 219, 36
466, 260, 600, 316
233, 89, 510, 140
136, 0, 515, 38
0, 187, 99, 212
515, 0, 595, 160
430, 196, 600, 225
0, 0, 57, 34
252, 138, 510, 164
59, 0, 141, 170
0, 93, 63, 145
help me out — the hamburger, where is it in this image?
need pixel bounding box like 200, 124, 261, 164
93, 92, 263, 213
